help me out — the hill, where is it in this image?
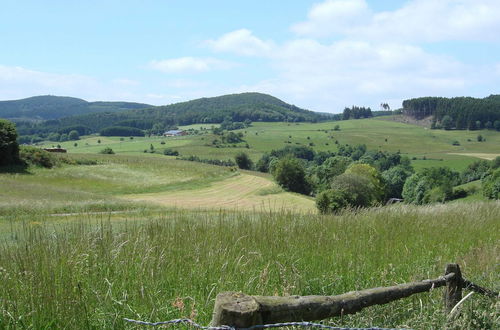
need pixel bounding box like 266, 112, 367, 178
0, 95, 152, 120
402, 94, 500, 130
17, 93, 331, 136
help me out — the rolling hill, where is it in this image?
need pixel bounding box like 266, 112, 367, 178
0, 95, 152, 120
15, 92, 332, 136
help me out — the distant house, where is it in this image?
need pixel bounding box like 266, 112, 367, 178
163, 130, 187, 137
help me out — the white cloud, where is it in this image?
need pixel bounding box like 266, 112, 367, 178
291, 0, 500, 42
205, 29, 274, 56
0, 65, 101, 100
291, 0, 370, 37
149, 57, 235, 74
235, 39, 472, 111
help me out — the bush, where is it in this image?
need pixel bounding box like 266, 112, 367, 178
316, 189, 349, 214
163, 148, 179, 156
19, 146, 57, 168
99, 147, 115, 154
0, 119, 20, 166
235, 152, 253, 170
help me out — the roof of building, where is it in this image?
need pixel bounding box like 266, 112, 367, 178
164, 130, 184, 135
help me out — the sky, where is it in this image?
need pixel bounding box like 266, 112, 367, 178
1, 0, 500, 113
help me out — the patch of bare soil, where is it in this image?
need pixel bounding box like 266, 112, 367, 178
379, 114, 433, 127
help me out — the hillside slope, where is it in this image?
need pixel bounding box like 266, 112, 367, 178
21, 93, 331, 135
0, 95, 152, 120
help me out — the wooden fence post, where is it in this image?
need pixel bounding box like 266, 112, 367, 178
444, 263, 462, 313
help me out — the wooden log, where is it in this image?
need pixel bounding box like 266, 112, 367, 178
211, 273, 455, 327
444, 263, 462, 313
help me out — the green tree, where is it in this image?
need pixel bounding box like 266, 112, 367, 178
482, 168, 500, 199
273, 157, 310, 194
235, 152, 253, 170
68, 130, 80, 140
382, 166, 413, 198
59, 133, 69, 142
345, 163, 385, 201
316, 189, 350, 214
47, 132, 61, 141
441, 115, 453, 130
0, 119, 20, 166
330, 173, 377, 207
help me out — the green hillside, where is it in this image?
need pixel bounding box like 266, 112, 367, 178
16, 93, 332, 137
0, 95, 152, 120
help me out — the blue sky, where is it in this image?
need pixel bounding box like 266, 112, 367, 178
1, 0, 499, 112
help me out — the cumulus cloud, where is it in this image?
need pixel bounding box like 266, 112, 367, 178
242, 40, 470, 111
291, 0, 500, 42
205, 29, 274, 56
291, 0, 370, 37
149, 57, 235, 74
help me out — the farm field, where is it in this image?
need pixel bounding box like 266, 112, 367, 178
39, 117, 500, 172
0, 202, 498, 329
0, 154, 314, 215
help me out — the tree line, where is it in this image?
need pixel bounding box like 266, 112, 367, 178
402, 95, 500, 130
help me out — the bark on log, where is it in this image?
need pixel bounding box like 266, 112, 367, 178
211, 273, 455, 327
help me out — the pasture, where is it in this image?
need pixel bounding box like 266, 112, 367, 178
39, 117, 500, 172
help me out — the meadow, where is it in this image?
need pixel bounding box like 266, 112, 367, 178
2, 118, 499, 329
0, 202, 498, 329
40, 117, 500, 172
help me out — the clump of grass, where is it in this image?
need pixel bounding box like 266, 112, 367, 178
0, 202, 498, 328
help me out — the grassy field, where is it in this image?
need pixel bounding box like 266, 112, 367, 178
0, 202, 498, 329
39, 117, 500, 172
123, 171, 316, 212
2, 119, 499, 328
0, 154, 314, 215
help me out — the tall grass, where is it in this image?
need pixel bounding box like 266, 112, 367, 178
0, 202, 498, 329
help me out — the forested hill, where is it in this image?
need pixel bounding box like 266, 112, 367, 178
0, 95, 152, 120
20, 93, 330, 136
402, 95, 500, 129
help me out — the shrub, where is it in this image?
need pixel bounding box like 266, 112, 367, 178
19, 146, 57, 168
235, 152, 253, 170
99, 147, 115, 154
316, 189, 349, 214
163, 148, 179, 156
477, 135, 483, 142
